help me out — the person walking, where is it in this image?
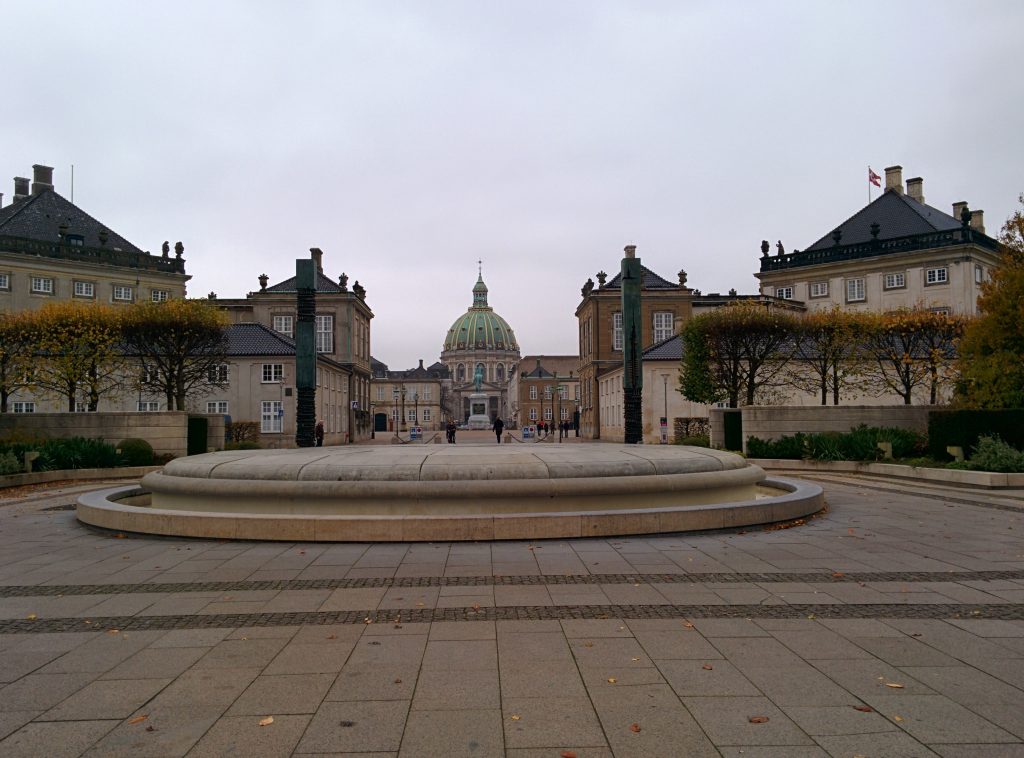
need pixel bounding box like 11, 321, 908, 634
314, 420, 324, 447
492, 416, 504, 444
446, 420, 456, 444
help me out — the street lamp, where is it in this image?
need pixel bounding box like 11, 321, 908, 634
413, 390, 419, 428
662, 374, 669, 444
392, 387, 399, 438
400, 384, 407, 432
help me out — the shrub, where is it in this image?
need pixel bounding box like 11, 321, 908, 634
746, 434, 806, 459
965, 435, 1024, 473
805, 432, 846, 461
226, 421, 260, 444
0, 451, 22, 475
117, 438, 154, 467
928, 409, 1024, 460
225, 440, 261, 450
676, 435, 710, 448
43, 438, 121, 470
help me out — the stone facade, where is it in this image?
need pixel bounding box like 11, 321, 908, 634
509, 356, 580, 430
370, 359, 450, 433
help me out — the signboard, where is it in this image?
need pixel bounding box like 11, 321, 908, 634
659, 416, 668, 444
522, 425, 534, 439
410, 426, 422, 440
351, 401, 359, 409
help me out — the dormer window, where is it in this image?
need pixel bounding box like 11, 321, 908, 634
66, 234, 85, 247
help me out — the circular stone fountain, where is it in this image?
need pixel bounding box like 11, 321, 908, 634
77, 444, 822, 542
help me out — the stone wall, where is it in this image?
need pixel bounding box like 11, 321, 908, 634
710, 406, 935, 453
0, 412, 225, 457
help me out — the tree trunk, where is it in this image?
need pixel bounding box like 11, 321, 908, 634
0, 389, 7, 413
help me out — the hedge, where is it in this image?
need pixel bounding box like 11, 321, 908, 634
928, 409, 1024, 459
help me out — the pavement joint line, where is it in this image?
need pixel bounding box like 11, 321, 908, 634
2, 603, 1021, 634
2, 569, 1024, 597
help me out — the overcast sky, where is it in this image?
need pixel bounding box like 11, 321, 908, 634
3, 1, 1021, 369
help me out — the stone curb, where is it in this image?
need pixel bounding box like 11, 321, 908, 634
750, 458, 1024, 489
0, 466, 163, 490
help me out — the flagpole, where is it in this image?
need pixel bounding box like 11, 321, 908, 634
867, 166, 871, 204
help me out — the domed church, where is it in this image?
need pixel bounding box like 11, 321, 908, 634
440, 268, 521, 423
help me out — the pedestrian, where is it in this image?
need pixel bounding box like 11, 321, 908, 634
314, 420, 324, 447
446, 420, 456, 444
492, 416, 504, 444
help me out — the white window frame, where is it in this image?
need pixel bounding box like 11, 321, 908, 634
112, 284, 133, 302
376, 386, 385, 401
273, 315, 294, 337
137, 401, 159, 412
422, 409, 431, 421
13, 402, 35, 413
423, 386, 432, 401
31, 276, 54, 294
73, 281, 95, 298
809, 281, 828, 298
207, 364, 229, 384
846, 278, 865, 302
775, 286, 794, 300
406, 409, 417, 423
883, 272, 906, 290
0, 273, 9, 290
544, 386, 552, 400
529, 386, 537, 400
151, 289, 168, 303
653, 311, 674, 343
975, 265, 983, 284
559, 385, 568, 400
262, 364, 284, 383
561, 407, 569, 420
929, 307, 951, 316
529, 408, 537, 421
543, 407, 552, 421
925, 267, 948, 285
315, 314, 333, 353
612, 312, 623, 351
207, 401, 229, 414
261, 401, 283, 433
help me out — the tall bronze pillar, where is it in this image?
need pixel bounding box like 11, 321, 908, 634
621, 244, 643, 444
295, 258, 317, 447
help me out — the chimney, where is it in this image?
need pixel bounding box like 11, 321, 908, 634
418, 359, 424, 370
884, 165, 903, 194
969, 209, 985, 235
13, 177, 29, 201
0, 192, 3, 209
624, 244, 637, 258
906, 177, 924, 204
31, 164, 54, 195
952, 201, 968, 222
309, 247, 323, 272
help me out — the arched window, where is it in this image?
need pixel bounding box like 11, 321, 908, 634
457, 364, 466, 382
496, 363, 505, 382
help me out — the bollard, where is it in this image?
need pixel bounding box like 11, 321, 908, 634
876, 441, 893, 460
23, 451, 40, 473
946, 445, 965, 462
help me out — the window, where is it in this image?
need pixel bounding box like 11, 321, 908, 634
775, 286, 793, 300
575, 385, 580, 401
846, 278, 865, 302
151, 289, 168, 303
883, 272, 906, 290
407, 409, 417, 422
544, 407, 552, 421
529, 386, 537, 400
273, 315, 294, 337
612, 312, 623, 351
74, 401, 88, 413
529, 408, 537, 421
422, 386, 432, 401
457, 364, 465, 382
975, 265, 983, 284
544, 386, 552, 400
561, 407, 569, 420
929, 307, 951, 316
112, 285, 133, 301
315, 314, 333, 353
73, 281, 94, 298
496, 363, 504, 382
653, 311, 674, 342
261, 401, 283, 433
13, 402, 35, 413
391, 408, 399, 420
262, 364, 283, 383
0, 273, 8, 290
926, 267, 948, 285
207, 364, 229, 384
809, 281, 828, 298
66, 234, 84, 247
205, 401, 228, 415
422, 409, 431, 421
137, 401, 159, 412
31, 277, 54, 294
376, 386, 385, 401
559, 385, 568, 400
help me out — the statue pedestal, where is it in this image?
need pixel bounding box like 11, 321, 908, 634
466, 393, 491, 430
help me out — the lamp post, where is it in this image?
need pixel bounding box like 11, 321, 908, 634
400, 384, 407, 432
662, 374, 669, 444
392, 387, 399, 438
413, 390, 419, 428
557, 382, 563, 443
370, 402, 375, 439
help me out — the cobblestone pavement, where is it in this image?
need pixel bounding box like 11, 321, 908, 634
0, 474, 1022, 756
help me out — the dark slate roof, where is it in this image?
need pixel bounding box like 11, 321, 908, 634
604, 265, 678, 290
264, 271, 346, 293
643, 334, 683, 361
225, 323, 296, 356
523, 362, 556, 379
804, 190, 962, 251
370, 357, 389, 378
427, 361, 449, 374
0, 189, 144, 254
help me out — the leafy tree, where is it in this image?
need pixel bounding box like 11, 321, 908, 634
0, 311, 38, 413
679, 303, 797, 407
31, 303, 125, 411
860, 309, 964, 405
787, 309, 867, 405
957, 195, 1024, 408
120, 299, 228, 411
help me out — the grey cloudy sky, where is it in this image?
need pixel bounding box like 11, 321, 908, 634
3, 1, 1021, 369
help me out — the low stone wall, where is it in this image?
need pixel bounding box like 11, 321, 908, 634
0, 412, 225, 457
710, 406, 935, 453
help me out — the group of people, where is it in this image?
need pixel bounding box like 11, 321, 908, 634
533, 421, 574, 438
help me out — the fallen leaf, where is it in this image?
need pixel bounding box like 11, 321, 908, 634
702, 663, 714, 670
748, 716, 770, 724
26, 613, 37, 621
416, 602, 425, 607
471, 604, 480, 611
893, 715, 903, 722
885, 682, 905, 689
853, 705, 873, 712
259, 716, 274, 726
629, 722, 641, 733
607, 677, 617, 683
561, 752, 578, 758
393, 678, 402, 684
831, 572, 845, 579
114, 533, 126, 538
631, 657, 641, 662
510, 715, 521, 721
683, 622, 694, 629
145, 725, 155, 732
327, 634, 336, 640
583, 641, 594, 648
127, 715, 148, 725
107, 629, 120, 635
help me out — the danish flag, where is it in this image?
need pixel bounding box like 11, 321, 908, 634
868, 167, 882, 187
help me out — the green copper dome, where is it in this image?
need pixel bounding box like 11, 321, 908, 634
443, 273, 519, 352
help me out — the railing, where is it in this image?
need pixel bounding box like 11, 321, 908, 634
759, 228, 999, 272
0, 235, 187, 274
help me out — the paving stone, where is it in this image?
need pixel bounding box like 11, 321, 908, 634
683, 695, 814, 746
847, 635, 962, 667
296, 699, 409, 753
145, 667, 260, 709
814, 731, 941, 756
100, 646, 208, 680
410, 668, 500, 711
326, 664, 419, 701
500, 658, 587, 699
226, 673, 335, 715
42, 677, 172, 720
717, 748, 829, 757
0, 719, 116, 758
85, 704, 220, 756
149, 628, 231, 648
632, 629, 725, 660
0, 672, 95, 711
399, 708, 503, 757
505, 748, 612, 758
781, 704, 898, 736
420, 639, 497, 670
498, 632, 573, 662
739, 663, 857, 706
262, 641, 355, 674
0, 711, 39, 741
868, 694, 1017, 744
427, 621, 496, 640
658, 659, 760, 697
191, 636, 290, 670
502, 697, 605, 749
932, 745, 1024, 757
